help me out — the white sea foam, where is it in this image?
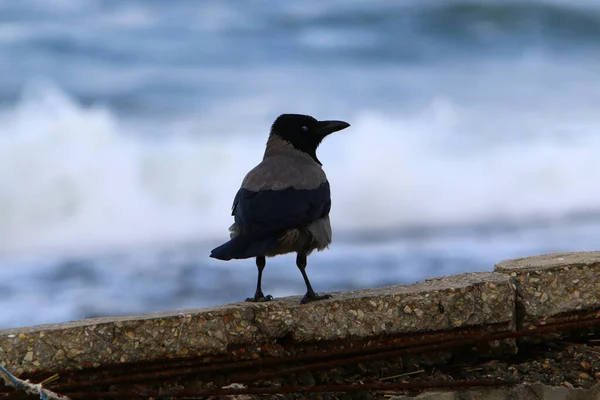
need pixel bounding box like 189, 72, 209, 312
1, 79, 599, 259
0, 82, 258, 257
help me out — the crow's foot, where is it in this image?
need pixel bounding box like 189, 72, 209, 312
245, 294, 273, 302
300, 292, 332, 304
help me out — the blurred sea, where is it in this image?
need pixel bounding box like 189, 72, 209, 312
1, 0, 600, 329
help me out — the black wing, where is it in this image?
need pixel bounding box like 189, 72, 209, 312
231, 181, 331, 238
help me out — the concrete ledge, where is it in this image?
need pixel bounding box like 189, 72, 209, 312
1, 251, 599, 399
0, 271, 514, 376
494, 251, 600, 329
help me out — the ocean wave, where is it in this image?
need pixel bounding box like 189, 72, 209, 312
420, 2, 600, 49
1, 81, 600, 258
3, 1, 600, 70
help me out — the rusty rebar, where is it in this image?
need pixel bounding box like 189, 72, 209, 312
50, 326, 494, 391
51, 316, 599, 393
234, 317, 600, 382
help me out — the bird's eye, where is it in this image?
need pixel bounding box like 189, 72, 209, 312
301, 126, 308, 132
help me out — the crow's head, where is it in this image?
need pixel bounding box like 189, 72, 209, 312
270, 114, 350, 165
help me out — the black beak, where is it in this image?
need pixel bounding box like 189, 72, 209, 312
314, 120, 350, 137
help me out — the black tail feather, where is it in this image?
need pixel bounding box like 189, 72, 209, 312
210, 234, 278, 260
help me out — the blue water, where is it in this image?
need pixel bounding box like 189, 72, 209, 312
1, 0, 600, 329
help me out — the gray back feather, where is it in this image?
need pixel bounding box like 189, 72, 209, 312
241, 136, 327, 191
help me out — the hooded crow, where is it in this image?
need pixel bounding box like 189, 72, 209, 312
210, 114, 350, 304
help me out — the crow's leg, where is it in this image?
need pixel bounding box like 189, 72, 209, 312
296, 252, 332, 304
246, 256, 273, 302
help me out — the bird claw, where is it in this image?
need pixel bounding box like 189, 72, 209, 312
300, 292, 332, 304
245, 294, 273, 302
